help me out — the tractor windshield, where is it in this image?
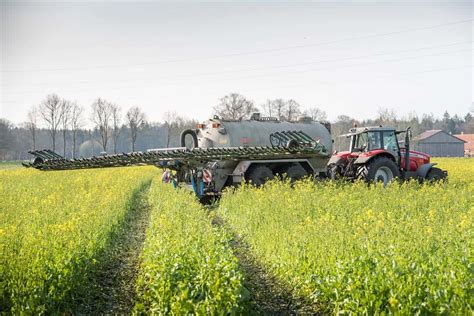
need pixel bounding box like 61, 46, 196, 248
353, 132, 382, 152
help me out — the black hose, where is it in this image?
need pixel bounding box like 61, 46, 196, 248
180, 129, 199, 148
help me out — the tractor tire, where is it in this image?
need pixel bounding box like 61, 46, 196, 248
327, 163, 343, 180
357, 157, 400, 186
285, 164, 308, 183
425, 167, 446, 182
246, 165, 274, 187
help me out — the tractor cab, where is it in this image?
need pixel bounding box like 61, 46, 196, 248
349, 126, 401, 161
328, 126, 447, 184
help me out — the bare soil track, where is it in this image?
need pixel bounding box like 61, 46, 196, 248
211, 213, 321, 315
73, 182, 152, 315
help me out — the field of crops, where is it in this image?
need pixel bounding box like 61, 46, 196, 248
1, 158, 473, 314
0, 167, 158, 313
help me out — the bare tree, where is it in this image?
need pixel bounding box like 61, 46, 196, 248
70, 103, 83, 158
213, 93, 257, 120
60, 99, 72, 157
111, 104, 122, 154
39, 94, 63, 151
26, 106, 39, 150
91, 98, 113, 152
126, 106, 146, 151
305, 107, 327, 121
260, 100, 274, 117
163, 111, 179, 148
285, 99, 301, 121
377, 107, 397, 124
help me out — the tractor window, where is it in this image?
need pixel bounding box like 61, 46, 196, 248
383, 131, 399, 152
366, 132, 382, 151
354, 133, 368, 151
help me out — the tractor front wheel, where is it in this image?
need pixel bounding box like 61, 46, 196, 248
357, 157, 400, 185
425, 167, 447, 182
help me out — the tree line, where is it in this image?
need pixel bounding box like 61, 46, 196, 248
0, 92, 473, 160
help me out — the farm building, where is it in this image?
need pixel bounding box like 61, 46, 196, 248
413, 130, 465, 157
454, 133, 474, 157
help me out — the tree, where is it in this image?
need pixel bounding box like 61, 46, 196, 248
285, 99, 301, 121
126, 106, 146, 151
213, 93, 257, 120
163, 111, 179, 148
91, 98, 113, 152
26, 106, 38, 151
39, 94, 63, 151
260, 100, 274, 117
377, 107, 397, 124
60, 99, 72, 157
0, 119, 15, 160
111, 104, 121, 154
305, 107, 327, 121
272, 99, 286, 120
70, 103, 83, 158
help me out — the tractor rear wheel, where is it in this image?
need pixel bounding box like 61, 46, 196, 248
357, 157, 400, 185
246, 165, 274, 187
425, 167, 446, 182
285, 164, 308, 183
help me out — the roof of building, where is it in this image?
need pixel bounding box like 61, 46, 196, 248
454, 134, 474, 151
413, 130, 466, 143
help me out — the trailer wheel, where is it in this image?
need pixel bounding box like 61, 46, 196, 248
285, 164, 308, 183
357, 157, 400, 186
246, 166, 274, 187
425, 167, 446, 182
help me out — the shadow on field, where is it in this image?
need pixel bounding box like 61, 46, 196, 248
210, 211, 321, 316
72, 180, 152, 315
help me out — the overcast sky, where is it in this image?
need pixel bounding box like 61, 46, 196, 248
0, 0, 472, 126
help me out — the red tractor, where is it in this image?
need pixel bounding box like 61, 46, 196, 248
327, 126, 447, 184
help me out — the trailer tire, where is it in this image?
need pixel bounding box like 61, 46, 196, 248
246, 165, 274, 187
425, 167, 446, 182
357, 157, 400, 185
285, 164, 308, 183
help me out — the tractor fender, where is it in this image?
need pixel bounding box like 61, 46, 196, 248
354, 151, 396, 165
416, 163, 437, 179
328, 155, 345, 166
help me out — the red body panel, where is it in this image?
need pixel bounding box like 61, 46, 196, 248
332, 149, 430, 172
400, 149, 430, 172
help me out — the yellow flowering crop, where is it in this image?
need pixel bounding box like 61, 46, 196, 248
219, 158, 474, 314
134, 178, 246, 314
0, 167, 158, 313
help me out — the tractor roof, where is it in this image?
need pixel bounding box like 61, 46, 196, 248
340, 126, 396, 137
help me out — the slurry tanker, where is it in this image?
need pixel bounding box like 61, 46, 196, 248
25, 114, 332, 201
25, 114, 446, 202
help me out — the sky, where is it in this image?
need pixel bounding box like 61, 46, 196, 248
0, 0, 472, 126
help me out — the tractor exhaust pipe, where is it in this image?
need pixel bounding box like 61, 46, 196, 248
405, 127, 411, 171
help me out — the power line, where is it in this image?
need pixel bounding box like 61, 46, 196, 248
2, 18, 472, 73
2, 40, 471, 90
3, 46, 470, 95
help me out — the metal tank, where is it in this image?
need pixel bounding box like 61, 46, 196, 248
176, 114, 333, 199
195, 116, 332, 151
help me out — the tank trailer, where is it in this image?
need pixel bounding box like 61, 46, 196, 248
24, 115, 446, 201
25, 115, 332, 201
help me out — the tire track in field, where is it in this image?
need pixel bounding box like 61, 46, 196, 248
211, 213, 321, 315
74, 181, 152, 315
